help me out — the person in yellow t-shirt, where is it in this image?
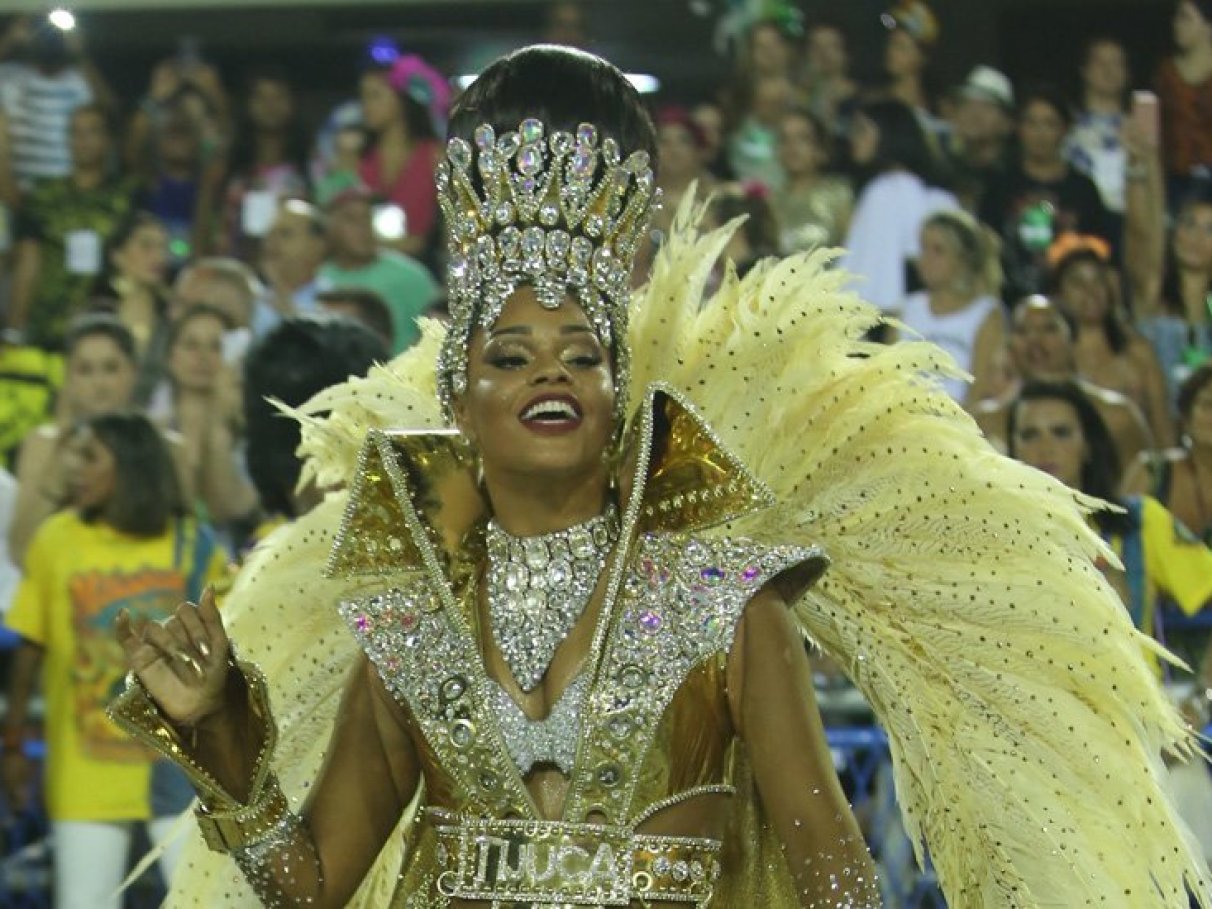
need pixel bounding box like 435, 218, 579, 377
2, 411, 227, 909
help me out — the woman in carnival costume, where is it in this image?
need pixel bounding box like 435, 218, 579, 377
111, 46, 1210, 908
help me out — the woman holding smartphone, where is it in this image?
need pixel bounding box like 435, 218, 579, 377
1124, 86, 1212, 402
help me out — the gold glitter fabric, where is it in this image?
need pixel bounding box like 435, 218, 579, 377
150, 193, 1209, 908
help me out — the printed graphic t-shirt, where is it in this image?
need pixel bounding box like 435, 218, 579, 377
5, 512, 226, 821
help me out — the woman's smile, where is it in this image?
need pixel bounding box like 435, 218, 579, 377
518, 392, 584, 434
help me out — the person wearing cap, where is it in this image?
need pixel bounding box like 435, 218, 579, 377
1066, 36, 1132, 215
318, 188, 439, 355
1156, 0, 1212, 203
942, 65, 1015, 212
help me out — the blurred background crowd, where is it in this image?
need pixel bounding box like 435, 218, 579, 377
1, 0, 1212, 906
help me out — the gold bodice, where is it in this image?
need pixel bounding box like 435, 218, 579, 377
328, 388, 828, 906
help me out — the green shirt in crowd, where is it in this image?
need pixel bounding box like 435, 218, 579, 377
15, 175, 138, 350
319, 250, 440, 354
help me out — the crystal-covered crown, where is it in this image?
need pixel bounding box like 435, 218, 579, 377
435, 118, 658, 421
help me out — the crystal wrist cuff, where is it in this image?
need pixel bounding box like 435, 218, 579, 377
196, 771, 294, 853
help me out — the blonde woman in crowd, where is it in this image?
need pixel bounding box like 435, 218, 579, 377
889, 209, 1003, 403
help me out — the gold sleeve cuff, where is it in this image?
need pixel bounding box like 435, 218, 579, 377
107, 655, 279, 810
195, 771, 292, 853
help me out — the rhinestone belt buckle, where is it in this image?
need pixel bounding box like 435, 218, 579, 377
434, 817, 634, 905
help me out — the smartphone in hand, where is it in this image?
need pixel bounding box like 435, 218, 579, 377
1131, 90, 1160, 147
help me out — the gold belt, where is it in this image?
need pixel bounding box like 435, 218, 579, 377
428, 812, 721, 905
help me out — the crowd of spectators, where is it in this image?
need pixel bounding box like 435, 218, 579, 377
1, 0, 1212, 905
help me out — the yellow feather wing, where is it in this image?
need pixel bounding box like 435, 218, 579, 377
633, 193, 1210, 907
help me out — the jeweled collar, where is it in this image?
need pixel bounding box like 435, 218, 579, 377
325, 383, 775, 580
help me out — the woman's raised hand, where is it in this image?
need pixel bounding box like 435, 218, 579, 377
115, 587, 231, 728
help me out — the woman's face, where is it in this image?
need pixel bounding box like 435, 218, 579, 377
112, 224, 169, 287
750, 23, 792, 78
156, 112, 202, 169
168, 314, 225, 392
1175, 1, 1212, 51
807, 26, 847, 77
1185, 383, 1212, 446
360, 72, 401, 133
884, 29, 924, 79
65, 427, 117, 514
1173, 203, 1212, 272
777, 113, 825, 178
248, 78, 294, 132
456, 286, 616, 486
66, 335, 137, 417
657, 122, 702, 184
849, 114, 879, 166
1012, 398, 1088, 490
1082, 40, 1129, 100
1018, 100, 1066, 162
1009, 302, 1074, 379
1057, 259, 1112, 324
917, 224, 967, 292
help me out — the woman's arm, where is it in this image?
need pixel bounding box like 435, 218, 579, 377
1122, 120, 1166, 317
967, 308, 1007, 407
197, 415, 258, 524
115, 590, 421, 908
1131, 337, 1176, 447
8, 431, 61, 568
727, 587, 881, 908
8, 239, 41, 333
1120, 450, 1159, 498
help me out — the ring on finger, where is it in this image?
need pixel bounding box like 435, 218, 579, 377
174, 649, 202, 675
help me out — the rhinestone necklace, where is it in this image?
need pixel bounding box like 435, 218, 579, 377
485, 504, 619, 692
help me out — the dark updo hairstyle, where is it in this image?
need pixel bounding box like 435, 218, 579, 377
447, 44, 659, 185
1007, 379, 1132, 536
79, 410, 184, 536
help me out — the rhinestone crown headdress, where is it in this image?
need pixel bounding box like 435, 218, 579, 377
435, 118, 658, 421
